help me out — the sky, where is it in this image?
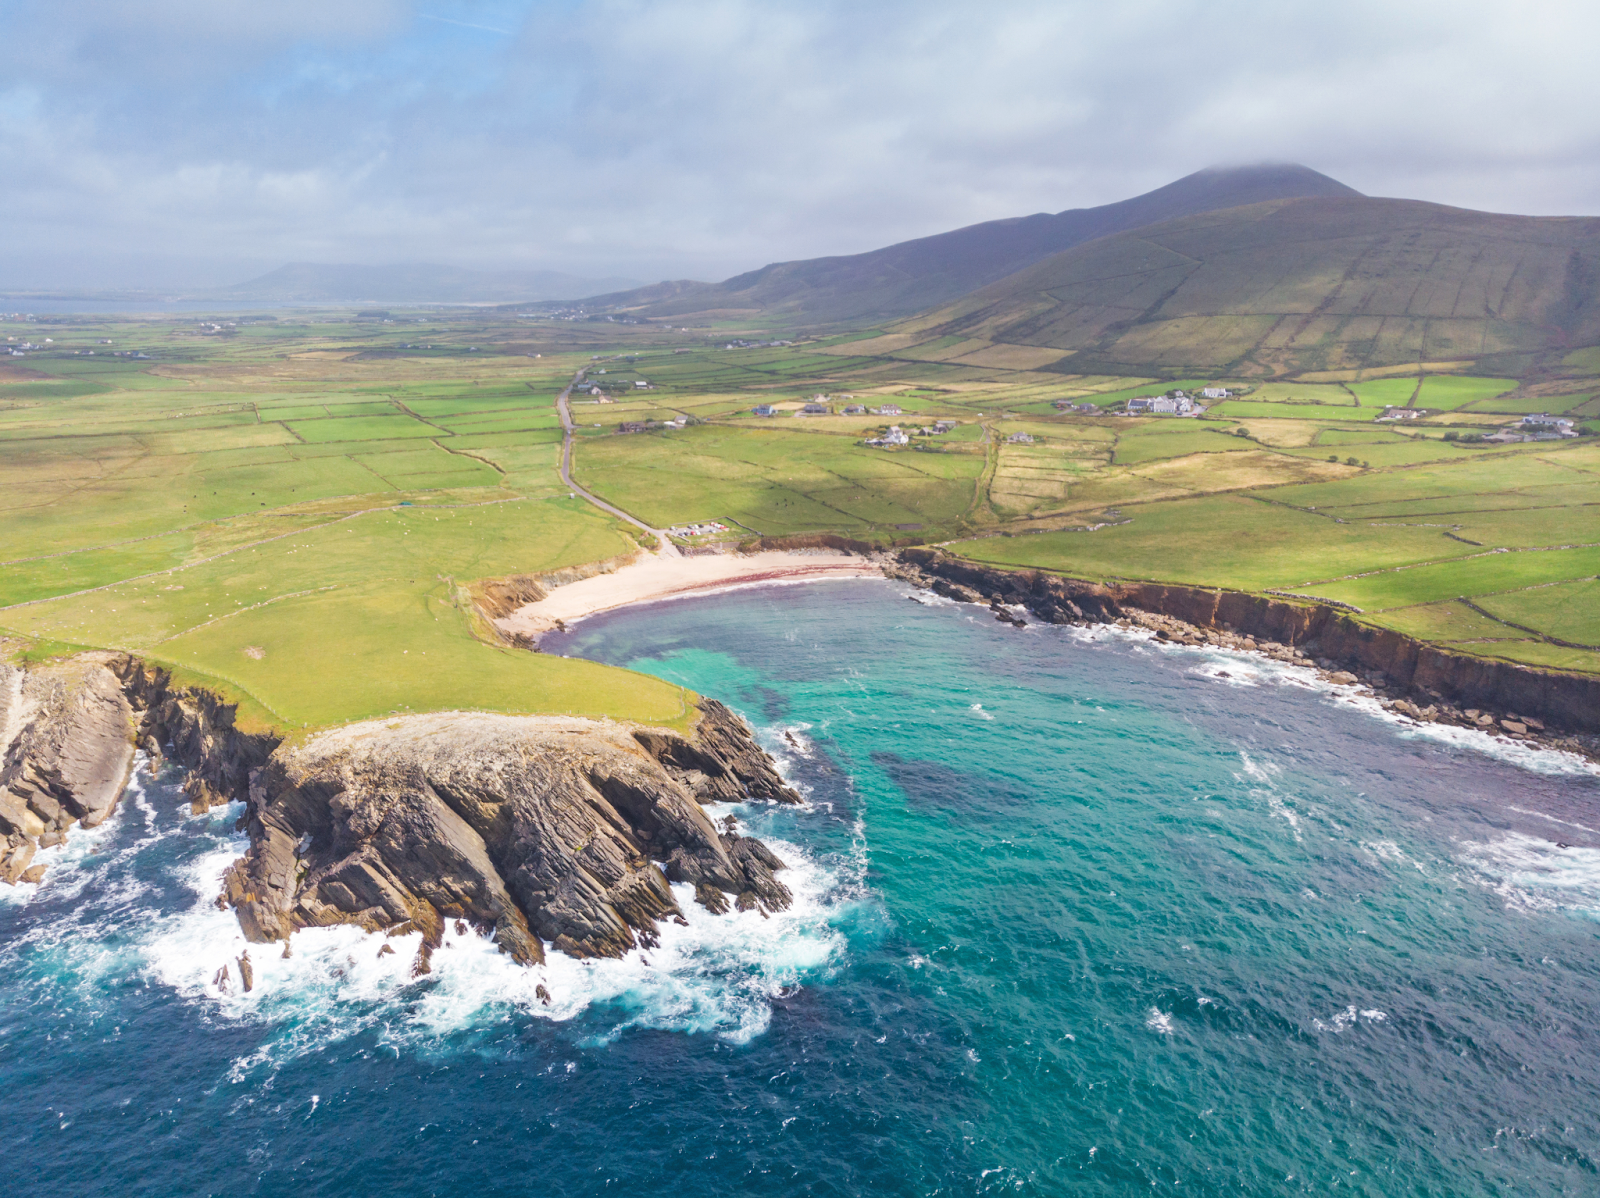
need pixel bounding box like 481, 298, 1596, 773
4, 0, 1599, 291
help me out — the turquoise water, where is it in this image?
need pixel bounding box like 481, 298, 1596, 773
3, 577, 1600, 1194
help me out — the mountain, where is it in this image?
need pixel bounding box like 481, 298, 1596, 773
214, 263, 642, 304
575, 164, 1361, 325
890, 195, 1600, 377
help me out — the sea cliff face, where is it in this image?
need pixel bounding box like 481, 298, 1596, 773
1, 651, 801, 967
1, 652, 278, 884
895, 549, 1600, 746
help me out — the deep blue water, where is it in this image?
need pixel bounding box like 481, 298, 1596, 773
4, 578, 1600, 1196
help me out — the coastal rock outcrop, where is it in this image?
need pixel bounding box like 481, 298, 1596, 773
0, 654, 139, 883
894, 548, 1600, 750
221, 704, 800, 963
2, 648, 800, 969
0, 652, 279, 884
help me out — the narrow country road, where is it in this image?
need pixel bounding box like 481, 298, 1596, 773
556, 372, 679, 556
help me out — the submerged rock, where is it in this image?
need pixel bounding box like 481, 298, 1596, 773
221, 703, 799, 963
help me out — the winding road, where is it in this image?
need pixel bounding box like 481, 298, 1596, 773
556, 372, 678, 556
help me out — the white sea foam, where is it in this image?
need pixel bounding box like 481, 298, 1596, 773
0, 758, 169, 908
1235, 752, 1303, 841
1457, 831, 1600, 921
1311, 1004, 1388, 1033
1145, 1008, 1175, 1035
1063, 618, 1599, 780
130, 802, 857, 1079
969, 703, 994, 721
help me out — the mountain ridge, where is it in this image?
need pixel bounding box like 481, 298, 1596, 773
567, 164, 1361, 324
890, 194, 1600, 376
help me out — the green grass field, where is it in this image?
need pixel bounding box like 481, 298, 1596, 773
5, 309, 1599, 716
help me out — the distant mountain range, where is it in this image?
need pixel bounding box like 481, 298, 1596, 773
567, 164, 1362, 325
213, 263, 642, 304
890, 195, 1600, 376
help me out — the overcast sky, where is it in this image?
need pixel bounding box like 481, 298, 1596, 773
5, 0, 1599, 290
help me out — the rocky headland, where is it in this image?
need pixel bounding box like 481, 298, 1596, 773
1, 650, 802, 971
890, 548, 1600, 760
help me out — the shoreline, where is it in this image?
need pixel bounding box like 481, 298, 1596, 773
889, 549, 1600, 765
495, 549, 884, 641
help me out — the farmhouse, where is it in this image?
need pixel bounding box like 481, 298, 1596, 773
618, 421, 647, 433
799, 402, 831, 415
841, 404, 867, 415
1201, 387, 1230, 399
751, 404, 776, 417
866, 426, 910, 447
876, 403, 903, 416
1007, 432, 1035, 444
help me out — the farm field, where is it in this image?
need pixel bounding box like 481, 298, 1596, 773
5, 306, 1600, 735
0, 313, 689, 733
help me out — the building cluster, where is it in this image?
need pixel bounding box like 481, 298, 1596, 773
1486, 414, 1580, 442
722, 339, 794, 350
1053, 400, 1102, 414
866, 426, 910, 447
1006, 431, 1035, 444
750, 398, 906, 418
1376, 407, 1424, 421
618, 415, 688, 433
668, 521, 731, 539
1127, 391, 1200, 415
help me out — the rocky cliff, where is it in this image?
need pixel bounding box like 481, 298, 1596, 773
0, 652, 278, 884
1, 650, 803, 968
221, 702, 800, 966
894, 548, 1600, 748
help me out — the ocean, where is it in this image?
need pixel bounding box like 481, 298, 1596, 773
3, 577, 1599, 1195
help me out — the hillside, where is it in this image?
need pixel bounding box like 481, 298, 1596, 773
216, 262, 640, 304
894, 196, 1600, 377
578, 164, 1359, 325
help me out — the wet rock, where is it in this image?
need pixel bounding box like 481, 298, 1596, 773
535, 984, 552, 1006
378, 943, 395, 958
695, 881, 730, 915
236, 951, 254, 992
20, 863, 46, 884
0, 654, 140, 871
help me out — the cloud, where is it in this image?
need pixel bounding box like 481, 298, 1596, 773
3, 0, 1599, 289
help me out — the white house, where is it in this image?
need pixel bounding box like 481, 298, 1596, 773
867, 425, 910, 447
1201, 387, 1229, 399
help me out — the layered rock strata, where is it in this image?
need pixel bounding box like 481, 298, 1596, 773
893, 548, 1600, 756
0, 652, 278, 884
2, 649, 802, 968
220, 702, 799, 964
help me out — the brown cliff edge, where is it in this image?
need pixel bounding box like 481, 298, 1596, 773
0, 653, 801, 968
893, 548, 1600, 757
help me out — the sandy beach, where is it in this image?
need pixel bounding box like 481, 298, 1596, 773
495, 549, 883, 640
